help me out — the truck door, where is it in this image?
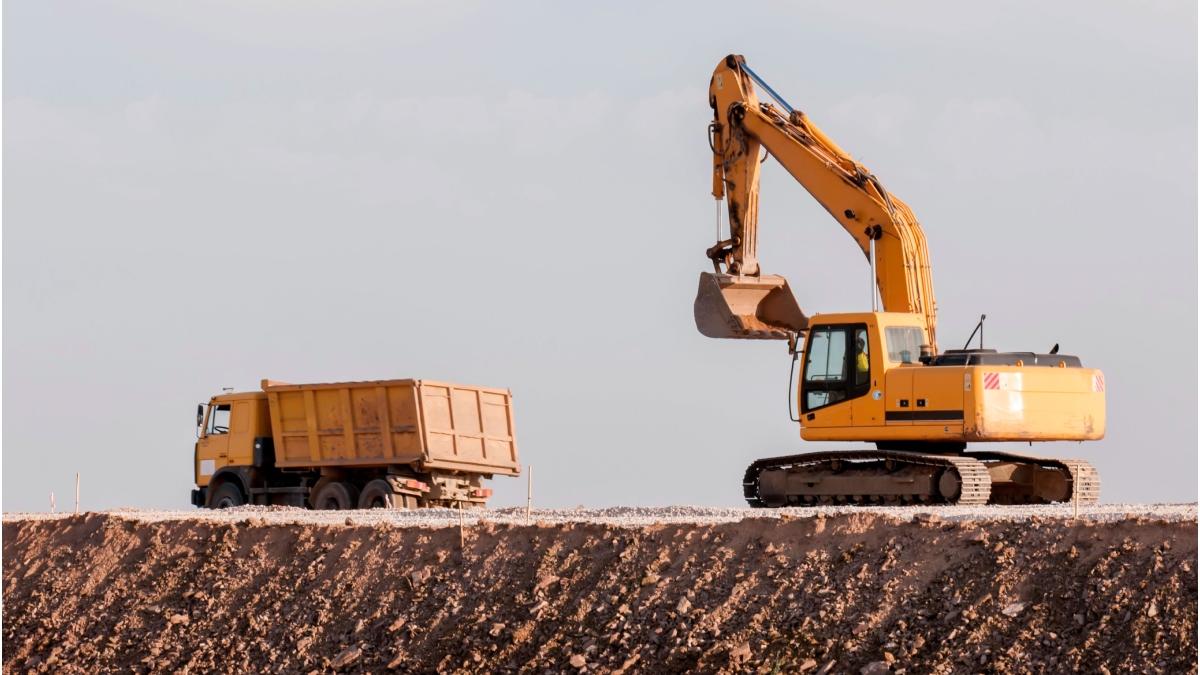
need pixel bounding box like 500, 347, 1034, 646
196, 403, 231, 482
226, 402, 255, 466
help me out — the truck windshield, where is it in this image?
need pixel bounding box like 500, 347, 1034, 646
208, 404, 231, 434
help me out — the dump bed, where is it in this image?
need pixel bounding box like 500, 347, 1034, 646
262, 379, 520, 476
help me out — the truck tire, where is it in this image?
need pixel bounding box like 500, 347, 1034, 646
209, 482, 245, 509
358, 479, 419, 509
311, 480, 359, 510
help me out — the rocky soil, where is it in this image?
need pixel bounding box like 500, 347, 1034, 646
3, 508, 1196, 674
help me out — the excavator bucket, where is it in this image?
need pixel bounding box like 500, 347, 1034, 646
693, 272, 808, 339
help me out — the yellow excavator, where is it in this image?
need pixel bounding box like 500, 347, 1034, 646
697, 55, 1104, 506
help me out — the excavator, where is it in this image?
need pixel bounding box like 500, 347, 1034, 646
696, 55, 1104, 506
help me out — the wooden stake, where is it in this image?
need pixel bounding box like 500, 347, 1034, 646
526, 464, 533, 522
75, 473, 80, 514
458, 504, 465, 551
50, 492, 56, 513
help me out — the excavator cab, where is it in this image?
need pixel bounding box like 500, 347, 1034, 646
693, 272, 808, 340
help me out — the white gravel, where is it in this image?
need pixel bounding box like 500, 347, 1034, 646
4, 503, 1194, 528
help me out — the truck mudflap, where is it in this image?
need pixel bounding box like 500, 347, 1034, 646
190, 488, 207, 508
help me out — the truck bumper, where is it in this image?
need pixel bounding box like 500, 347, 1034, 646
190, 488, 206, 508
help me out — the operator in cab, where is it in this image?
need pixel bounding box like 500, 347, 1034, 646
855, 335, 869, 386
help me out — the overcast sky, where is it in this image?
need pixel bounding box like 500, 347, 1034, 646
4, 1, 1196, 510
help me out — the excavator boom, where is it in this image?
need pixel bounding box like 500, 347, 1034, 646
698, 54, 938, 352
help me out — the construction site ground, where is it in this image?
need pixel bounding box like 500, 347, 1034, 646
3, 504, 1196, 674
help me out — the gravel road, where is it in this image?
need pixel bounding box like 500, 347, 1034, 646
4, 502, 1194, 528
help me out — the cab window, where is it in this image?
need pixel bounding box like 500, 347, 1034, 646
804, 328, 846, 384
207, 404, 231, 435
802, 324, 870, 412
884, 326, 924, 364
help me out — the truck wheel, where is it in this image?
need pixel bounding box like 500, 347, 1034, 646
358, 479, 420, 509
209, 482, 245, 509
359, 479, 396, 509
312, 480, 359, 510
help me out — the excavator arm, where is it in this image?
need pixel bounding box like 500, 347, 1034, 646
697, 54, 939, 353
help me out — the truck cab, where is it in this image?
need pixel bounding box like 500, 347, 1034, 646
194, 392, 271, 502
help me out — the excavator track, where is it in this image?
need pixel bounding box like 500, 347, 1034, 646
965, 450, 1100, 504
743, 450, 992, 507
743, 449, 1099, 507
1063, 459, 1102, 503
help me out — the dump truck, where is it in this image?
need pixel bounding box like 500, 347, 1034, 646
191, 378, 520, 509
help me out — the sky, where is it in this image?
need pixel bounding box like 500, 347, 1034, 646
4, 1, 1196, 510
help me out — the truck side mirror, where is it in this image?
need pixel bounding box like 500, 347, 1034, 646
196, 404, 205, 428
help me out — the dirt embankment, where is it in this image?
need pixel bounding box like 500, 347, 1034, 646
3, 512, 1196, 674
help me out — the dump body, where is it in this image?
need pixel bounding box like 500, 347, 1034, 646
264, 379, 520, 476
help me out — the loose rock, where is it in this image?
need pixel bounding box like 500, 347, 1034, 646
1002, 602, 1027, 617
330, 646, 361, 669
861, 661, 891, 675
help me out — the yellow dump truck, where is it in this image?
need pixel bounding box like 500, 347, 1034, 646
191, 379, 520, 509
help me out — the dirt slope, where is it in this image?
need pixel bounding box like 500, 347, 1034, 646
3, 511, 1196, 674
